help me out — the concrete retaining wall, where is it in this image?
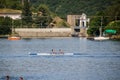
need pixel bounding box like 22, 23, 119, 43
15, 28, 72, 38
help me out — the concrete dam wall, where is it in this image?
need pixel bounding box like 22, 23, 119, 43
15, 28, 72, 38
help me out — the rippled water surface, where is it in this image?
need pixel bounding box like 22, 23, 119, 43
0, 38, 120, 80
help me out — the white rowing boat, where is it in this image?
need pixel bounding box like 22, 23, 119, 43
29, 52, 79, 56
28, 52, 120, 57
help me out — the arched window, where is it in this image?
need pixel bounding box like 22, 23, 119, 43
82, 21, 84, 27
75, 19, 80, 26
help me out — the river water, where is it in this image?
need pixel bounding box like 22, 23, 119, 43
0, 37, 120, 80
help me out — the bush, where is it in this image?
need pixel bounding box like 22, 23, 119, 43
0, 17, 12, 35
105, 20, 120, 34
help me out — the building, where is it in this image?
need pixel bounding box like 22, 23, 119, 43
0, 9, 21, 20
67, 13, 90, 28
67, 13, 90, 37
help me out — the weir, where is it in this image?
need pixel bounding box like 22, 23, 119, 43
15, 28, 72, 38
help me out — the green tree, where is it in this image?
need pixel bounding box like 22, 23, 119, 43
31, 0, 114, 19
0, 0, 6, 8
105, 0, 120, 22
0, 17, 12, 35
22, 0, 32, 27
38, 4, 51, 16
14, 19, 22, 28
105, 20, 120, 34
35, 4, 52, 28
0, 0, 22, 9
87, 12, 106, 36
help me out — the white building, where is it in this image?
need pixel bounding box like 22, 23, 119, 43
0, 9, 21, 20
67, 13, 90, 36
67, 13, 90, 28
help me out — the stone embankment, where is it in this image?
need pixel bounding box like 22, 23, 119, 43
110, 35, 120, 40
15, 28, 72, 38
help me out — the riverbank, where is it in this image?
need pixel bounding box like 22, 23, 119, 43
87, 35, 120, 41
15, 28, 72, 38
1, 28, 120, 40
110, 35, 120, 40
0, 35, 8, 38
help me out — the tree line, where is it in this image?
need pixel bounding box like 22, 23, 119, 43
0, 0, 120, 36
87, 0, 120, 36
0, 17, 12, 35
0, 0, 53, 35
0, 0, 116, 18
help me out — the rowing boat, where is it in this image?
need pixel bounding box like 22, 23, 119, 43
29, 52, 80, 56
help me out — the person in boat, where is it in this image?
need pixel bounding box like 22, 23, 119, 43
51, 49, 56, 54
19, 77, 23, 80
6, 75, 10, 80
59, 49, 64, 54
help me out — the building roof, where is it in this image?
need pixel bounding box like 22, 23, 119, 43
0, 9, 22, 14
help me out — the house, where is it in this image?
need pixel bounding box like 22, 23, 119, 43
67, 13, 90, 28
67, 13, 90, 37
0, 9, 21, 20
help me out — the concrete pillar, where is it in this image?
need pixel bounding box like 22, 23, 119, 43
84, 20, 87, 27
80, 19, 82, 27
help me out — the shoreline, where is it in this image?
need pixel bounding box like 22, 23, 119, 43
1, 35, 120, 40
1, 33, 120, 41
0, 35, 8, 38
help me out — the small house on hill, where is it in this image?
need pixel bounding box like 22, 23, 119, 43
0, 9, 21, 20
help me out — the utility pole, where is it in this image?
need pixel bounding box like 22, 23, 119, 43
100, 16, 103, 37
22, 0, 24, 5
22, 0, 30, 5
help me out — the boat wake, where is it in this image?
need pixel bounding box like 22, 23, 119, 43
28, 52, 120, 57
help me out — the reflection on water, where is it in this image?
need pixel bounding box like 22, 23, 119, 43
0, 38, 120, 80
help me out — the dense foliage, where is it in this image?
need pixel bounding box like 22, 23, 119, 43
104, 0, 120, 21
0, 0, 22, 9
87, 0, 120, 36
22, 0, 32, 27
30, 0, 114, 18
34, 4, 53, 28
87, 12, 106, 36
0, 0, 115, 18
105, 21, 120, 34
0, 17, 12, 35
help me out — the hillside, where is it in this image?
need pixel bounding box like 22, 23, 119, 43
0, 0, 115, 18
31, 0, 114, 18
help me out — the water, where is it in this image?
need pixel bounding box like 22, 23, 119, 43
0, 37, 120, 80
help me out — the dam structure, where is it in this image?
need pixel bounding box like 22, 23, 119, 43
15, 13, 89, 38
15, 28, 71, 38
67, 13, 90, 37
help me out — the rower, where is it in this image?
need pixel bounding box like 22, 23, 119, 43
6, 75, 10, 80
51, 49, 56, 54
59, 49, 64, 54
19, 77, 23, 80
